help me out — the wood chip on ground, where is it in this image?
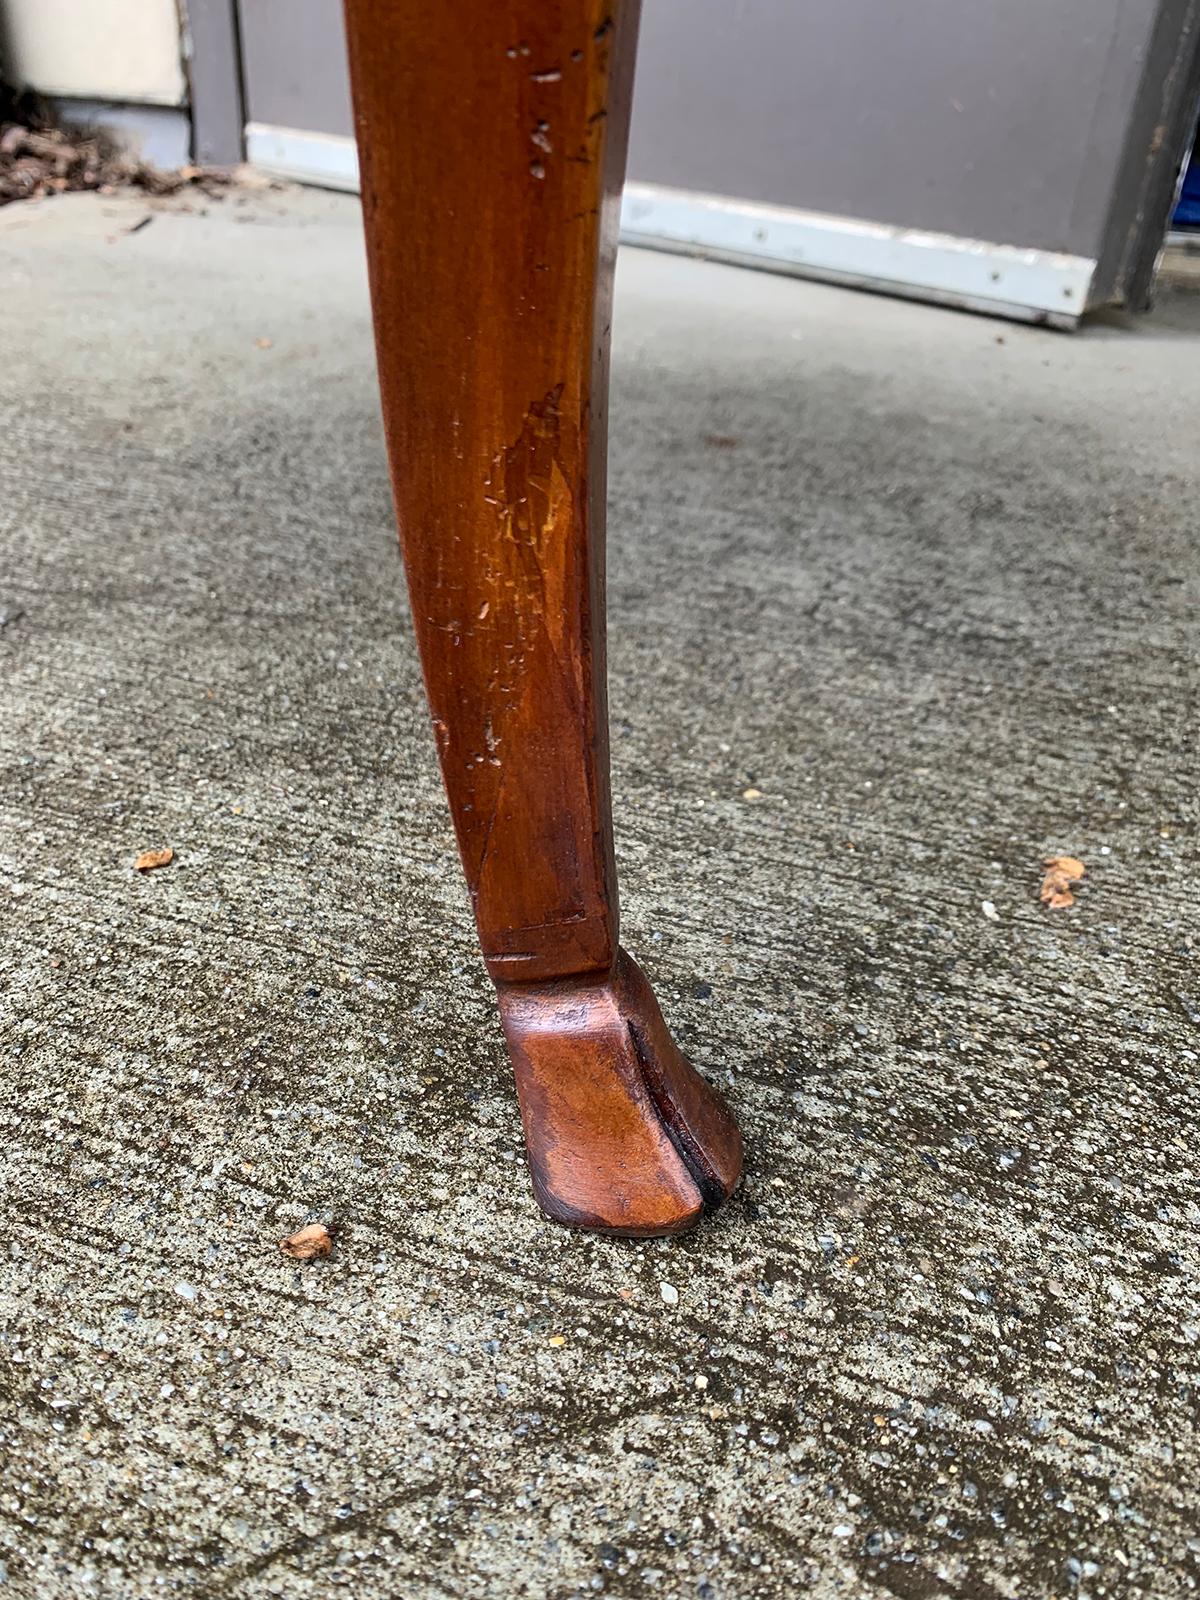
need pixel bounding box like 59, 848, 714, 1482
1040, 855, 1085, 909
134, 848, 174, 871
280, 1223, 335, 1260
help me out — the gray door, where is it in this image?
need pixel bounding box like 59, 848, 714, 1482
239, 0, 353, 142
231, 0, 1200, 324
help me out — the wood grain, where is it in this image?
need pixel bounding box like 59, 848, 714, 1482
342, 0, 742, 1233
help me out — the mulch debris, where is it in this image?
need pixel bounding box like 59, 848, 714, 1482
1, 89, 239, 207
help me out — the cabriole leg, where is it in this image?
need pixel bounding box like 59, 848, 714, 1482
342, 0, 741, 1234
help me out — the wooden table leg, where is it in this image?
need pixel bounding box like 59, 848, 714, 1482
342, 0, 741, 1235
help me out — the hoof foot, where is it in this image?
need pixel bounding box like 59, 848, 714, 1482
496, 950, 742, 1237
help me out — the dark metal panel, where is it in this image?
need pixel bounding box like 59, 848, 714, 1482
626, 0, 1167, 260
185, 0, 245, 165
237, 0, 352, 136
1088, 0, 1200, 307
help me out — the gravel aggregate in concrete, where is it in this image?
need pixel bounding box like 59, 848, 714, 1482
1, 187, 1198, 1599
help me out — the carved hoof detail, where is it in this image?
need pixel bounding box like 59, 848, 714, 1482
496, 950, 742, 1237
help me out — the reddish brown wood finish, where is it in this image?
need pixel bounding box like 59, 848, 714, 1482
343, 0, 741, 1234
